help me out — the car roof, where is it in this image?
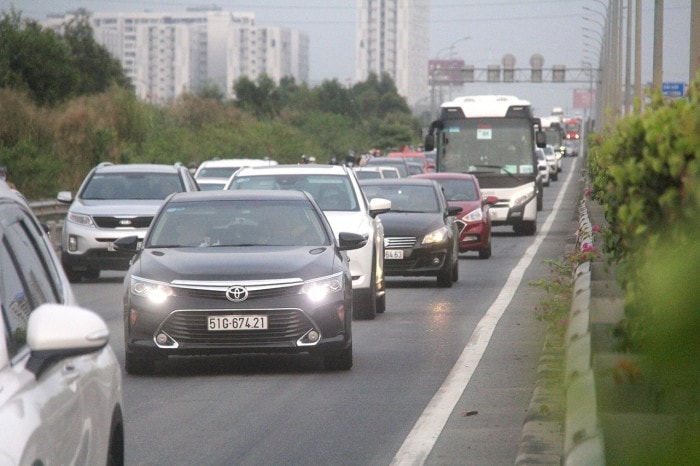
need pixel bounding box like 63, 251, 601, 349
94, 163, 183, 174
168, 189, 311, 203
234, 164, 351, 176
412, 172, 477, 182
359, 178, 438, 187
197, 158, 277, 168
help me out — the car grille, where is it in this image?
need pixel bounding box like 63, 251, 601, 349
175, 285, 301, 300
93, 216, 153, 228
159, 308, 314, 347
385, 236, 416, 248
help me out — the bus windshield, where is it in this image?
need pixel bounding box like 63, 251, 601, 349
438, 118, 535, 175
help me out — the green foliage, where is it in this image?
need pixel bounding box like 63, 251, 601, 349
587, 75, 700, 450
0, 9, 129, 106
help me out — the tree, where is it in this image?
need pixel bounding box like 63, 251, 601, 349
233, 74, 280, 119
0, 10, 77, 105
63, 10, 131, 95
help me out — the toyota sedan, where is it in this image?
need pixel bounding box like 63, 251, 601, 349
114, 190, 366, 374
359, 178, 462, 287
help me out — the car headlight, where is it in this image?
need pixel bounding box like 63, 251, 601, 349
422, 226, 449, 245
68, 212, 95, 227
130, 276, 174, 304
462, 208, 483, 222
300, 272, 344, 302
510, 189, 535, 208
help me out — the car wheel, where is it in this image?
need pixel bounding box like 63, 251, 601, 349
352, 251, 378, 320
537, 187, 543, 211
323, 345, 353, 371
551, 171, 558, 181
376, 293, 386, 314
452, 257, 459, 282
65, 269, 83, 283
107, 407, 125, 466
478, 242, 492, 259
513, 221, 537, 236
437, 257, 453, 288
83, 268, 100, 280
125, 352, 155, 375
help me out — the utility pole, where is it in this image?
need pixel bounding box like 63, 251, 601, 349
691, 1, 700, 84
652, 0, 664, 93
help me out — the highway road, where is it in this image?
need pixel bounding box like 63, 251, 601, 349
72, 156, 581, 465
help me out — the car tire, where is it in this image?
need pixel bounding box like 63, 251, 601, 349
537, 187, 543, 211
323, 345, 353, 371
478, 242, 492, 259
107, 407, 125, 466
437, 256, 453, 288
65, 269, 83, 283
551, 171, 558, 182
83, 268, 100, 280
514, 221, 537, 236
352, 250, 378, 320
452, 256, 459, 282
125, 352, 155, 375
376, 292, 386, 314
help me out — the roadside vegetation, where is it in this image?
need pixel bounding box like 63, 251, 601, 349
587, 74, 700, 463
0, 9, 422, 199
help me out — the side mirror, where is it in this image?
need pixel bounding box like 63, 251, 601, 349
338, 231, 368, 251
535, 130, 546, 148
424, 133, 435, 152
113, 235, 141, 253
57, 191, 73, 204
368, 197, 391, 218
447, 205, 463, 217
483, 195, 499, 206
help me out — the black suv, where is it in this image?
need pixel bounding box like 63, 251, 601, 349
57, 162, 199, 282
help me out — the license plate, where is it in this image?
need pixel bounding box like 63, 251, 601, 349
385, 249, 404, 259
207, 315, 268, 331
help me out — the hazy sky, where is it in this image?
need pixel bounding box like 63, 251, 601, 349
3, 0, 692, 116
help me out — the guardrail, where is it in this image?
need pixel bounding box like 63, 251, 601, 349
30, 199, 67, 250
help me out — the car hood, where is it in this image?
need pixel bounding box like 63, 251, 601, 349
323, 211, 373, 237
73, 199, 164, 216
131, 246, 341, 282
378, 212, 446, 237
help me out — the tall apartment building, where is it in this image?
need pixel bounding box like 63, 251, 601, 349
42, 9, 309, 104
355, 0, 429, 108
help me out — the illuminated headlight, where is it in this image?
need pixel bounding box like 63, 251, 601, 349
301, 273, 344, 302
68, 212, 95, 227
462, 208, 483, 222
422, 226, 449, 245
510, 189, 535, 208
130, 276, 174, 304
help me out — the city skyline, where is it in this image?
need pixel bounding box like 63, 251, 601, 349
4, 0, 692, 116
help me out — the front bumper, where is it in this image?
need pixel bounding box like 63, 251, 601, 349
124, 286, 351, 358
383, 239, 451, 277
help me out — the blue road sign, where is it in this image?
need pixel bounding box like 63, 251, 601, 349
662, 82, 685, 97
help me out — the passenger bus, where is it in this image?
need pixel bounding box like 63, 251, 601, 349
424, 95, 545, 235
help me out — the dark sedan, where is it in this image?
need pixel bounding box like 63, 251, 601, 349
412, 173, 497, 259
359, 178, 462, 287
114, 190, 366, 374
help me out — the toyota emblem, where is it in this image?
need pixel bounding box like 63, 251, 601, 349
226, 286, 249, 302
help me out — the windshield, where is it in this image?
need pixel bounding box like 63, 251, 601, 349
438, 118, 535, 175
228, 174, 359, 211
196, 166, 241, 179
81, 173, 183, 200
435, 178, 478, 202
148, 199, 331, 247
362, 184, 439, 213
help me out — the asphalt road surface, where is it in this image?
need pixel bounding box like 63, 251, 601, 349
72, 156, 581, 465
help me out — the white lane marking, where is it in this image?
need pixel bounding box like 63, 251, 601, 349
391, 159, 578, 465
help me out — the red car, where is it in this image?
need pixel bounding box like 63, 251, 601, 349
412, 173, 496, 259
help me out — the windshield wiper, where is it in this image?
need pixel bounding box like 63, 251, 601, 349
467, 164, 521, 181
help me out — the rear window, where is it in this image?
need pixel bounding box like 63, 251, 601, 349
229, 174, 359, 211
81, 173, 184, 200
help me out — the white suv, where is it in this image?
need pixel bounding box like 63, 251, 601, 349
0, 180, 124, 465
57, 162, 199, 282
194, 158, 278, 190
226, 164, 391, 319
